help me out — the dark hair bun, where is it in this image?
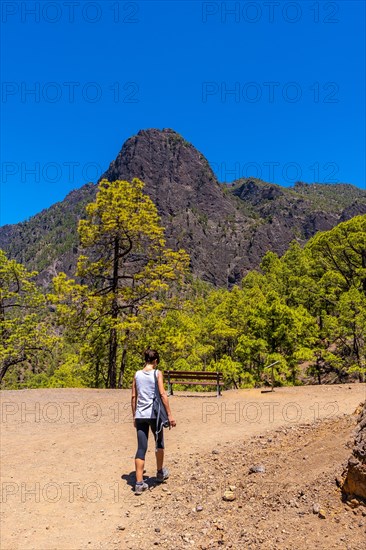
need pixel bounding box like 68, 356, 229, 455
144, 349, 160, 364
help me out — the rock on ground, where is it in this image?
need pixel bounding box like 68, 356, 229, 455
342, 401, 366, 501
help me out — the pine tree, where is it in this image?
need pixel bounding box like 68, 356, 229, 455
52, 179, 189, 388
0, 250, 55, 383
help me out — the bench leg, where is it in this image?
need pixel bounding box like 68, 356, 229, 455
216, 372, 222, 397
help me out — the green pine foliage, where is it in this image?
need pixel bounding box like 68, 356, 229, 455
1, 188, 365, 391
0, 250, 59, 386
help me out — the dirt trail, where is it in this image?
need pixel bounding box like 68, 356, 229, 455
0, 384, 365, 550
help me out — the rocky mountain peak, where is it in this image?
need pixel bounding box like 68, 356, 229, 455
101, 128, 231, 219
0, 128, 365, 288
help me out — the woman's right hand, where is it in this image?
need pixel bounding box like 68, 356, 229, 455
169, 416, 176, 428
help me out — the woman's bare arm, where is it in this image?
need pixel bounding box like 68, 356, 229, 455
131, 376, 137, 426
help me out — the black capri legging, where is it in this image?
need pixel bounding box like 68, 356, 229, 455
135, 418, 164, 460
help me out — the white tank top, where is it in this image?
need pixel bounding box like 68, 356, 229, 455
134, 369, 158, 419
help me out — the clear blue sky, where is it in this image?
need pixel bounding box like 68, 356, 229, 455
1, 0, 365, 225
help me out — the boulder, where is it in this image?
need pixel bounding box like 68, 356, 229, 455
342, 402, 366, 501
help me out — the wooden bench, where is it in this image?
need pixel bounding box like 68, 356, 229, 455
163, 370, 223, 397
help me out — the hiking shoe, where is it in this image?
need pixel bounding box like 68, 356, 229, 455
156, 467, 169, 483
134, 481, 148, 495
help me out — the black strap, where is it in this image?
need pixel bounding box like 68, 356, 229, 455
154, 369, 164, 438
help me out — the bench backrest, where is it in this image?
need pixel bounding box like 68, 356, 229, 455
163, 370, 223, 380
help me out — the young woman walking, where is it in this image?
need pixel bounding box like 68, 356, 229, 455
131, 349, 176, 495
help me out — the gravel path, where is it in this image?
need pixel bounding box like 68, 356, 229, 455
1, 384, 365, 549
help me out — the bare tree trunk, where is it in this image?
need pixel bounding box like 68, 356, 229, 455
118, 328, 131, 388
0, 356, 26, 383
94, 357, 100, 388
118, 347, 127, 389
107, 236, 120, 389
0, 361, 11, 383
108, 311, 118, 388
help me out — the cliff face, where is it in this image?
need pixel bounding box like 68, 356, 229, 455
101, 129, 243, 285
1, 128, 366, 287
0, 184, 97, 286
342, 402, 366, 501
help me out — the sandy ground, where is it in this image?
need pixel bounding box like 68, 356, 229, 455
0, 383, 365, 550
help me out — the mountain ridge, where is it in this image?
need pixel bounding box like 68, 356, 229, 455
1, 128, 365, 287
